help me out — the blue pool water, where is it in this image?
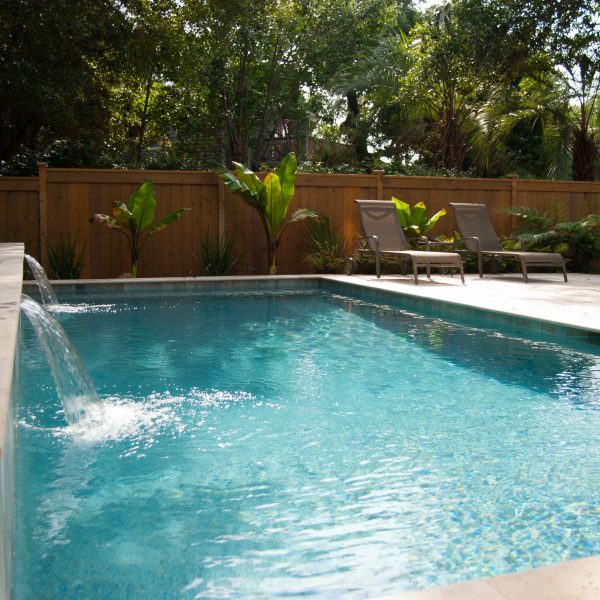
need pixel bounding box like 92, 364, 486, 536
15, 289, 600, 598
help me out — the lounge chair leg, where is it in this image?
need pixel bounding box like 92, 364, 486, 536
520, 257, 529, 282
478, 252, 483, 277
459, 262, 465, 284
562, 260, 568, 282
376, 250, 381, 278
412, 256, 419, 284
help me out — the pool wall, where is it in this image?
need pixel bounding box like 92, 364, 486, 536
0, 243, 24, 600
30, 273, 600, 348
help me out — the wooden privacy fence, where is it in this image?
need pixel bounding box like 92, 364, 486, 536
1, 164, 600, 278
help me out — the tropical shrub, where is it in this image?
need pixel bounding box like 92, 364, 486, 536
501, 205, 600, 271
303, 215, 348, 274
196, 235, 244, 276
46, 234, 86, 279
391, 197, 446, 238
90, 179, 191, 277
212, 153, 319, 274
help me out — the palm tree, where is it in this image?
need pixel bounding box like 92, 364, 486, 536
470, 72, 574, 179
563, 57, 599, 181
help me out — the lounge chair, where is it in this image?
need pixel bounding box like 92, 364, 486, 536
449, 202, 567, 282
346, 200, 465, 284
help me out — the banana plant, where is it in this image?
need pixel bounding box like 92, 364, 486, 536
90, 179, 190, 277
391, 196, 446, 238
213, 153, 319, 274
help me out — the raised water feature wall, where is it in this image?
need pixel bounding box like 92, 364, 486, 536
0, 243, 24, 600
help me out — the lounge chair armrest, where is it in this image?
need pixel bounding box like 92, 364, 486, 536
415, 235, 430, 250
454, 235, 481, 251
417, 237, 454, 251
363, 234, 380, 253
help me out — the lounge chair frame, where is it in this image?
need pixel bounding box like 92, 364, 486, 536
450, 202, 567, 283
347, 200, 465, 284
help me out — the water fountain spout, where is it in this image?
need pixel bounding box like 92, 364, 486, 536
20, 295, 103, 426
24, 254, 59, 305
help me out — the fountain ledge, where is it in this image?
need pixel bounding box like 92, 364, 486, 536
0, 243, 24, 458
0, 242, 22, 600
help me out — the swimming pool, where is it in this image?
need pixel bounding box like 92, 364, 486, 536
15, 287, 600, 598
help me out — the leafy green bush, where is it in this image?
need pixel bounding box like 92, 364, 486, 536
303, 216, 348, 273
391, 197, 447, 238
196, 235, 244, 276
501, 205, 600, 271
46, 234, 86, 279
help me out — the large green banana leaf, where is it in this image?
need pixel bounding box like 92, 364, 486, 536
392, 196, 446, 236
129, 180, 156, 233
276, 152, 297, 208
147, 208, 191, 237
263, 172, 285, 237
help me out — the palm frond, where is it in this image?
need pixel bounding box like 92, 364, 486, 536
330, 34, 411, 96
500, 205, 555, 232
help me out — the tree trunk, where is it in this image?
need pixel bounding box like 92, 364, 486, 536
136, 73, 154, 165
253, 37, 281, 168
226, 46, 250, 164
341, 91, 369, 163
572, 126, 598, 181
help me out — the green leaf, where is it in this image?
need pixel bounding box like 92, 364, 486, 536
147, 208, 192, 237
411, 202, 428, 230
276, 153, 297, 208
421, 208, 446, 233
112, 201, 133, 226
391, 196, 411, 228
233, 162, 267, 209
263, 173, 285, 237
212, 162, 261, 209
129, 180, 157, 232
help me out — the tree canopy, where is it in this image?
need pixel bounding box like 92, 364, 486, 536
1, 0, 598, 179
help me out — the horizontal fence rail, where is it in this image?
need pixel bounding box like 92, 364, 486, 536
1, 165, 600, 277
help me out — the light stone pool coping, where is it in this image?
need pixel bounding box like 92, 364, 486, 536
6, 255, 600, 598
0, 243, 23, 459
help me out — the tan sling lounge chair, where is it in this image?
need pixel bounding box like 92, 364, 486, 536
346, 200, 465, 284
450, 202, 567, 282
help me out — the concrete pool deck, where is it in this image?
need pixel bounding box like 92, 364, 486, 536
326, 271, 600, 336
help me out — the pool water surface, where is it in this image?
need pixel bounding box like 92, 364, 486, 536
14, 290, 600, 598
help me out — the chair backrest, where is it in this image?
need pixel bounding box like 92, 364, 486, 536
449, 203, 503, 252
355, 200, 410, 252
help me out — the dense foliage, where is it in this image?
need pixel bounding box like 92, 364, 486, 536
1, 0, 598, 179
